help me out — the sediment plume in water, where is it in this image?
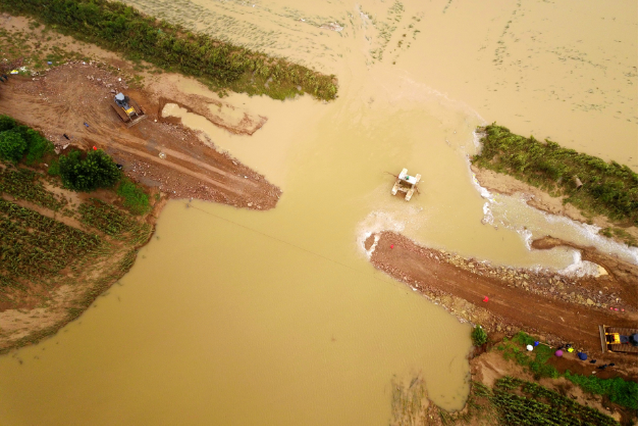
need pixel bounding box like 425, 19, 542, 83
390, 374, 438, 426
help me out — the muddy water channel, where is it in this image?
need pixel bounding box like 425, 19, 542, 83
0, 0, 637, 425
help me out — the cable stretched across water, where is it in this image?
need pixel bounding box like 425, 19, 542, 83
185, 202, 396, 286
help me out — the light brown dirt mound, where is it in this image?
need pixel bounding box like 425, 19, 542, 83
0, 62, 280, 210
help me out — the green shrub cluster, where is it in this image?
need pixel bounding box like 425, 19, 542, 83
58, 149, 121, 191
117, 178, 150, 215
473, 124, 638, 225
564, 372, 638, 410
0, 129, 26, 163
0, 114, 53, 164
0, 0, 338, 101
471, 325, 488, 346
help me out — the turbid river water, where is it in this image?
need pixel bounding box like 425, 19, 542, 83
0, 1, 636, 425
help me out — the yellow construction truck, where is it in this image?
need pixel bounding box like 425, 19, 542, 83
599, 325, 638, 354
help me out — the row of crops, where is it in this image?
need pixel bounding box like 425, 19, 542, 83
0, 166, 68, 211
492, 376, 620, 426
0, 116, 156, 351
78, 198, 150, 241
0, 199, 101, 281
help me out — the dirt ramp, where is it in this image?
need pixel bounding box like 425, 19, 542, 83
368, 231, 637, 354
0, 62, 281, 209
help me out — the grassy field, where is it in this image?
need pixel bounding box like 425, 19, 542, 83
473, 125, 638, 233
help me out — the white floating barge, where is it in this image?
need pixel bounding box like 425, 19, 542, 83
391, 168, 421, 201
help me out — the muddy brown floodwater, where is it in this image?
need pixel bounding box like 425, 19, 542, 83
0, 0, 636, 425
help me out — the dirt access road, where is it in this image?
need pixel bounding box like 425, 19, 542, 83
366, 231, 638, 372
0, 62, 280, 209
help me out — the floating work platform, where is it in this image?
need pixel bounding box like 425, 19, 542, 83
599, 325, 638, 354
391, 168, 421, 201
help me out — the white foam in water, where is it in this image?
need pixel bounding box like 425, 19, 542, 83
542, 211, 638, 265
472, 129, 484, 150
356, 211, 406, 259
515, 227, 534, 250
468, 158, 497, 226
465, 158, 638, 271
559, 251, 606, 277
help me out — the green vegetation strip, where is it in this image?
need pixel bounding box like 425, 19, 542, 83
496, 331, 560, 380
473, 124, 638, 226
0, 0, 337, 100
117, 178, 150, 215
565, 372, 638, 411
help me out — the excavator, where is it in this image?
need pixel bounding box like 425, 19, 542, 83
111, 92, 145, 127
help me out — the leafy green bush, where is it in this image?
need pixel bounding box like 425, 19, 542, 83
0, 115, 17, 132
117, 178, 150, 215
472, 325, 488, 346
0, 118, 55, 165
564, 371, 638, 410
48, 158, 60, 176
0, 129, 27, 163
512, 331, 535, 346
59, 149, 121, 191
0, 117, 54, 164
18, 127, 54, 164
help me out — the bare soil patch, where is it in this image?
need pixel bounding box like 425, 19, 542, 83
0, 62, 280, 209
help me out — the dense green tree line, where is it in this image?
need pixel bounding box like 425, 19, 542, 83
473, 124, 638, 225
0, 0, 338, 100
